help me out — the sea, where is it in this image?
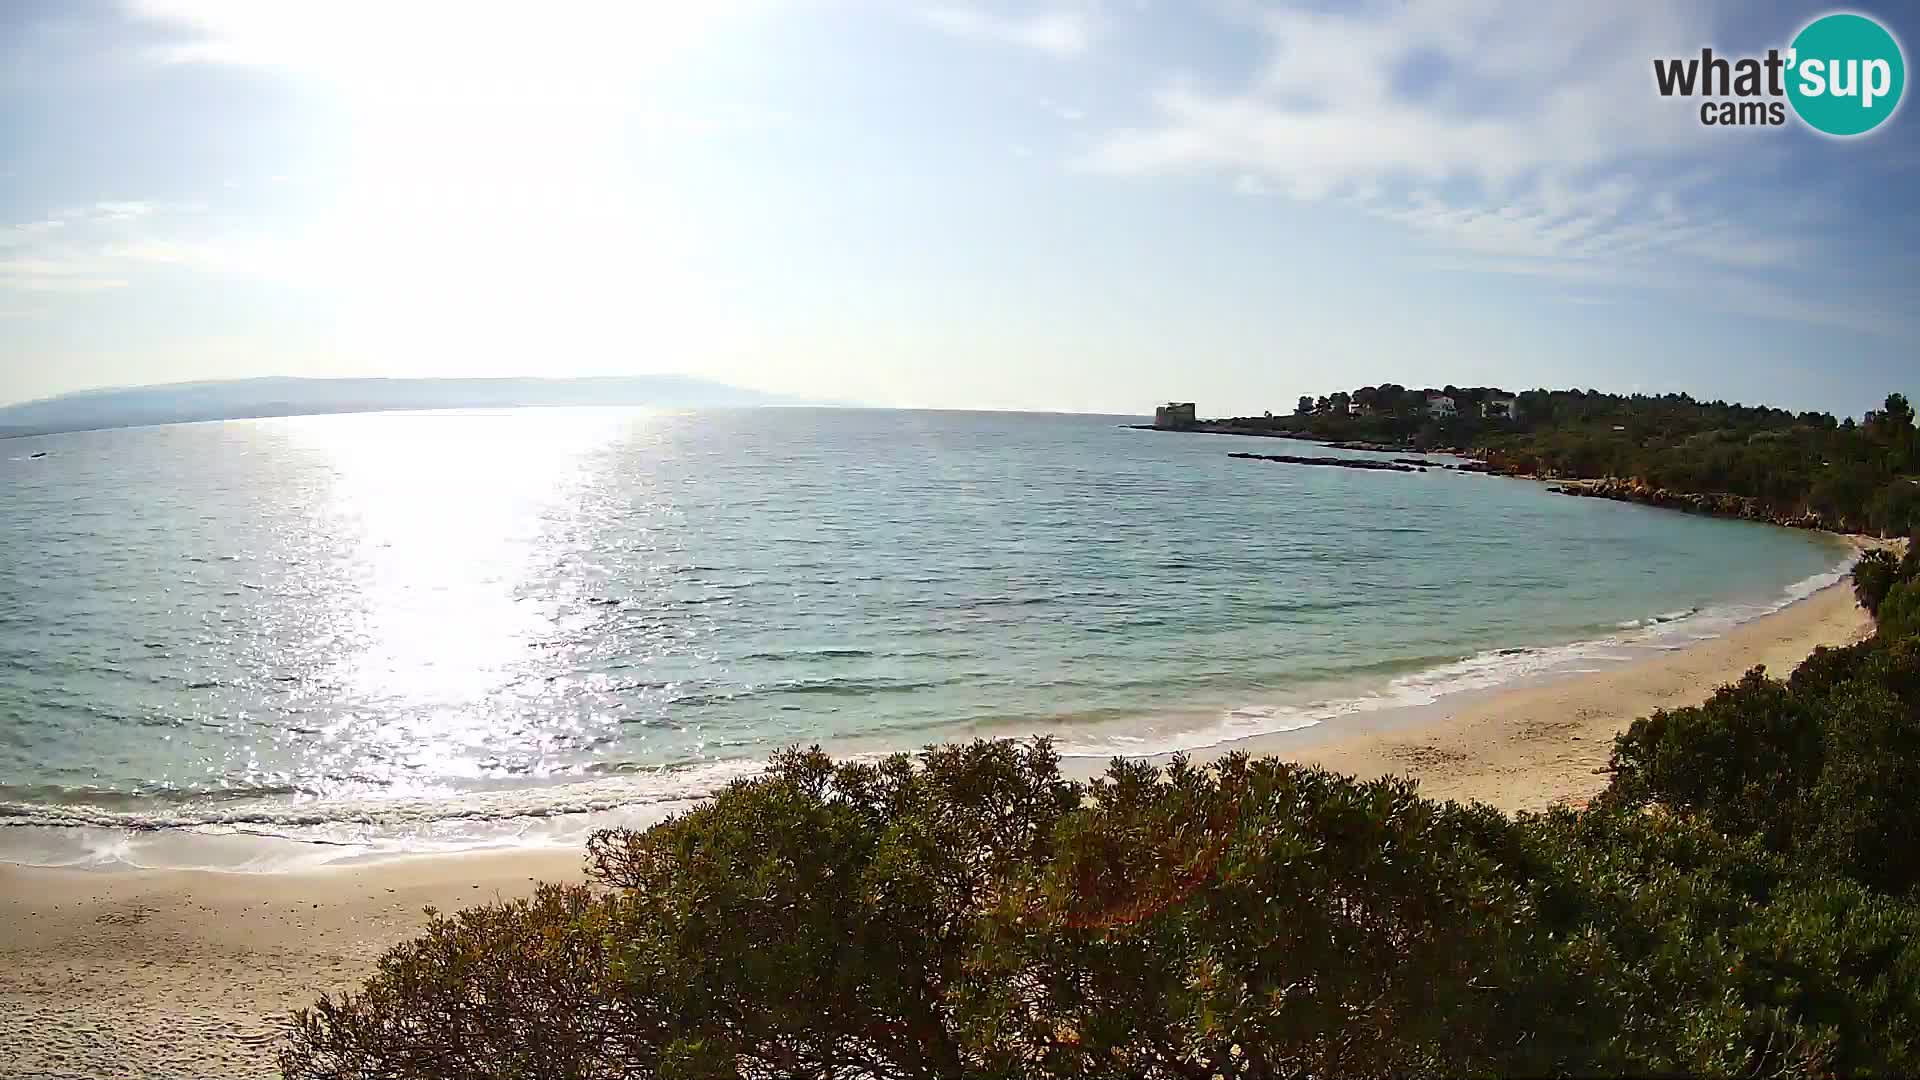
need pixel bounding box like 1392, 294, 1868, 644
0, 408, 1854, 869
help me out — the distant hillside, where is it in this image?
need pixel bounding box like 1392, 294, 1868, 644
0, 376, 811, 438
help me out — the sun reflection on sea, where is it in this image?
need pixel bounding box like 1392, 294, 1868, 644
279, 408, 644, 792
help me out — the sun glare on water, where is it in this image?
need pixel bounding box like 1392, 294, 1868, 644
278, 408, 642, 789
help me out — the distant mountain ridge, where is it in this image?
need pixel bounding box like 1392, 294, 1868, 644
0, 376, 809, 438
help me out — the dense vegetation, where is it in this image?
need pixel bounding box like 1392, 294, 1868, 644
285, 541, 1920, 1079
1239, 386, 1918, 535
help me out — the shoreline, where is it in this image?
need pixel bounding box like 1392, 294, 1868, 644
1136, 423, 1874, 536
0, 569, 1877, 1078
1211, 573, 1871, 810
0, 537, 1857, 873
0, 533, 1863, 873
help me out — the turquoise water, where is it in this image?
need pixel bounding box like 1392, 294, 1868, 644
0, 408, 1849, 861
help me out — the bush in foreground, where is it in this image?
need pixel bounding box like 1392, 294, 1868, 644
287, 743, 1565, 1078
1603, 552, 1920, 896
1606, 642, 1920, 895
1880, 578, 1920, 640
284, 739, 1920, 1079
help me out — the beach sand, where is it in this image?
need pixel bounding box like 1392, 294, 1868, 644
1248, 575, 1872, 811
0, 579, 1874, 1079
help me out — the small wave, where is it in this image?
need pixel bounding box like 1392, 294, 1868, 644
669, 676, 939, 707
1616, 608, 1697, 629
0, 759, 769, 870
967, 595, 1056, 608
735, 647, 876, 662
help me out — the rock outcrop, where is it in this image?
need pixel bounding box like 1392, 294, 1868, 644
1545, 478, 1831, 530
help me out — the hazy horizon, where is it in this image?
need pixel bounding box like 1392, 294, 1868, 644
2, 371, 1895, 425
3, 2, 1916, 418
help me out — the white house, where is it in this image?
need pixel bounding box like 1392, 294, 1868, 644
1426, 393, 1456, 418
1481, 396, 1520, 420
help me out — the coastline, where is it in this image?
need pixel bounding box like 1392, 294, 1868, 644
1135, 422, 1867, 536
0, 568, 1876, 1079
1215, 571, 1871, 810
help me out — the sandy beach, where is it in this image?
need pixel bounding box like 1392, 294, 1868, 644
0, 577, 1875, 1080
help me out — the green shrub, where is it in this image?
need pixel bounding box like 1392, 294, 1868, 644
1604, 667, 1821, 850
1880, 579, 1920, 640
957, 755, 1550, 1077
1605, 633, 1920, 895
283, 737, 1920, 1080
1786, 639, 1876, 696
1805, 678, 1920, 896
1869, 479, 1920, 537
279, 883, 635, 1080
1730, 879, 1920, 1075
1853, 549, 1902, 615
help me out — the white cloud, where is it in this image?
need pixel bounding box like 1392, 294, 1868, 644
1075, 1, 1894, 333
125, 0, 767, 105
0, 202, 224, 293
88, 201, 157, 222
1232, 173, 1272, 196
1086, 4, 1713, 186
1039, 95, 1087, 121
1410, 252, 1907, 340
920, 3, 1096, 57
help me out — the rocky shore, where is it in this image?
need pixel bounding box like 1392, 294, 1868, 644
1544, 478, 1831, 530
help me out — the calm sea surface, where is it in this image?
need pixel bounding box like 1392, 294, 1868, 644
0, 408, 1849, 861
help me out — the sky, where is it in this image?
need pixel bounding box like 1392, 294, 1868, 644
1, 0, 1916, 418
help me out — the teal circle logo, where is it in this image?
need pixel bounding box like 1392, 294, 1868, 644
1787, 12, 1905, 136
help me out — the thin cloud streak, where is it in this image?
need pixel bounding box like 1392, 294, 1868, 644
1076, 0, 1893, 337
919, 3, 1097, 56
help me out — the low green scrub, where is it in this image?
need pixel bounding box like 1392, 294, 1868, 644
1853, 548, 1901, 613
1606, 565, 1920, 896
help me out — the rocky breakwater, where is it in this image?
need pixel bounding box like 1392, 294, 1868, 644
1127, 421, 1314, 438
1229, 452, 1504, 476
1546, 478, 1830, 530
1394, 457, 1496, 473
1230, 452, 1422, 473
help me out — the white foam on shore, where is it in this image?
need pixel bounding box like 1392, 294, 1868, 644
1054, 547, 1858, 760
0, 760, 767, 872
0, 549, 1859, 872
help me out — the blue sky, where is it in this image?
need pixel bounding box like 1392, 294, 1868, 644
1, 0, 1916, 416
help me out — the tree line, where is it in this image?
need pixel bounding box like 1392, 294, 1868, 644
1239, 386, 1918, 536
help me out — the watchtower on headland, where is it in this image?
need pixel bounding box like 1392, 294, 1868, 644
1154, 402, 1197, 429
